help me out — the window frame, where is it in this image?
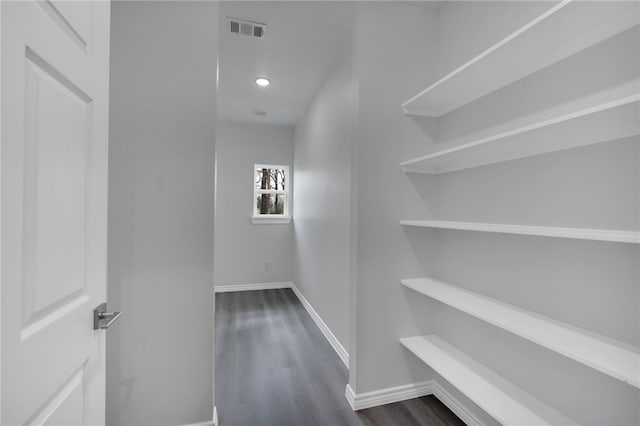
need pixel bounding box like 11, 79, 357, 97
251, 164, 291, 224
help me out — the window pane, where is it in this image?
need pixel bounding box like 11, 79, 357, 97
256, 167, 286, 191
255, 194, 286, 215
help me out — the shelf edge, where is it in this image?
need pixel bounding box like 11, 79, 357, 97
400, 334, 579, 425
401, 93, 640, 173
399, 220, 640, 244
401, 278, 640, 389
400, 0, 573, 116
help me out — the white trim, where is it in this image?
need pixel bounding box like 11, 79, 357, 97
432, 381, 486, 426
181, 406, 217, 426
345, 381, 434, 411
254, 189, 286, 195
182, 421, 214, 426
214, 282, 293, 293
345, 383, 356, 409
345, 380, 486, 425
250, 215, 291, 224
290, 284, 349, 368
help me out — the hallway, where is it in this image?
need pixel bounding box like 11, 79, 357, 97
215, 289, 464, 426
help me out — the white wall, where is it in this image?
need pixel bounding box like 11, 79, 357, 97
292, 41, 355, 354
215, 120, 294, 287
348, 1, 442, 395
349, 1, 639, 425
107, 2, 218, 425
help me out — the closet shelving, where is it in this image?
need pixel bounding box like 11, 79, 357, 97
399, 0, 640, 421
400, 335, 578, 425
401, 278, 640, 389
399, 220, 640, 244
401, 94, 640, 174
401, 0, 640, 117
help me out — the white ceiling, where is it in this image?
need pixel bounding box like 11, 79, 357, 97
218, 1, 354, 126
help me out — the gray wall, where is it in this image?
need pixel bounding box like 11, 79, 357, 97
292, 42, 355, 354
107, 2, 218, 425
349, 1, 639, 425
214, 120, 294, 287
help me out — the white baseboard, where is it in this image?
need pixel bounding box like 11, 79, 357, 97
345, 380, 485, 425
214, 282, 293, 293
432, 381, 485, 426
345, 383, 357, 409
182, 405, 218, 426
345, 380, 434, 411
290, 284, 350, 368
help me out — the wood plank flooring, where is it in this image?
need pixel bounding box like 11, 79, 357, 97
215, 289, 465, 426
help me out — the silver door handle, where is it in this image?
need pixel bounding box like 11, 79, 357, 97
93, 302, 122, 330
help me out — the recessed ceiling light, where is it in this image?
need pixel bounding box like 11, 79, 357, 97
255, 77, 270, 87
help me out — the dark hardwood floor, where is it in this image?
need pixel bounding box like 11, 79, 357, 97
215, 289, 465, 426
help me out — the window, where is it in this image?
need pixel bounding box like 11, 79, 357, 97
252, 164, 291, 224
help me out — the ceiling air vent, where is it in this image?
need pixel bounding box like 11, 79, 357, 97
228, 17, 266, 39
253, 109, 268, 117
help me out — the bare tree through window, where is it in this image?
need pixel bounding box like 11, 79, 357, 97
254, 165, 289, 217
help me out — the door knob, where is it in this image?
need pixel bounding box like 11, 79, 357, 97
93, 302, 122, 330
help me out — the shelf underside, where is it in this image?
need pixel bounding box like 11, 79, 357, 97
401, 94, 640, 174
402, 1, 640, 117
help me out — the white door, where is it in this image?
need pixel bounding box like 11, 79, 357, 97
1, 1, 111, 424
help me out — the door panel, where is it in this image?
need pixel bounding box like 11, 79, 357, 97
46, 0, 93, 50
2, 1, 111, 424
25, 364, 85, 426
23, 47, 90, 328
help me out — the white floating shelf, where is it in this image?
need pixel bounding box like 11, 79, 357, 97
401, 94, 640, 174
400, 220, 640, 244
402, 278, 640, 389
401, 335, 577, 425
401, 0, 640, 117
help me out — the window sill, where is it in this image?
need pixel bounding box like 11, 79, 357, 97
251, 216, 292, 225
